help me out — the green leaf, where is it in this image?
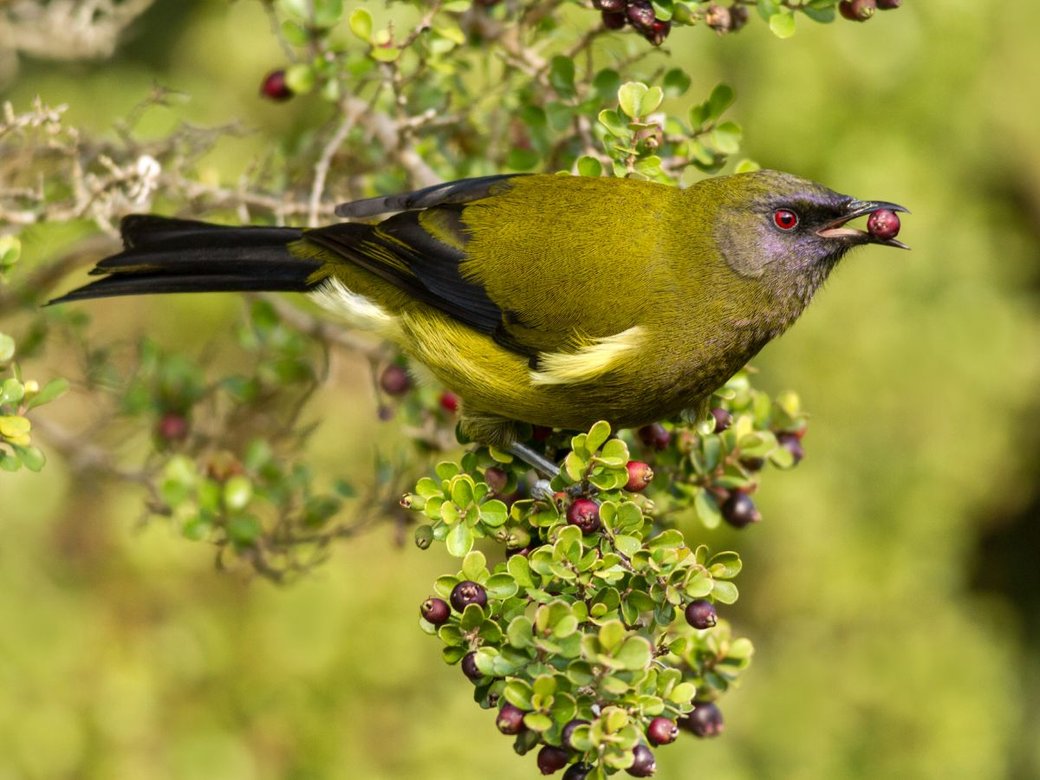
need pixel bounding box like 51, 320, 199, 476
486, 573, 519, 600
663, 68, 692, 97
549, 56, 576, 97
508, 553, 535, 587
0, 378, 23, 405
460, 603, 485, 631
668, 681, 697, 704
0, 415, 30, 438
694, 489, 722, 529
507, 615, 535, 649
708, 551, 742, 579
462, 550, 486, 580
598, 438, 629, 466
369, 43, 400, 63
450, 476, 474, 507
479, 499, 508, 527
15, 445, 45, 472
223, 475, 253, 511
28, 377, 68, 409
712, 579, 739, 604
685, 571, 713, 598
711, 121, 742, 155
615, 636, 653, 670
617, 82, 648, 120
585, 420, 612, 452
0, 235, 21, 267
0, 333, 14, 364
708, 83, 735, 121
523, 712, 553, 732
613, 534, 642, 557
769, 8, 797, 38
445, 522, 474, 557
285, 63, 316, 94
506, 148, 540, 171
576, 156, 603, 178
598, 619, 626, 652
504, 679, 534, 709
639, 86, 664, 117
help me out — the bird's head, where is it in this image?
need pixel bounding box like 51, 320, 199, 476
702, 169, 908, 303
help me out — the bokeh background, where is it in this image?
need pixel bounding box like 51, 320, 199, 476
3, 1, 1039, 778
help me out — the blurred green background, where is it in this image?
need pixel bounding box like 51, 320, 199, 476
3, 1, 1039, 778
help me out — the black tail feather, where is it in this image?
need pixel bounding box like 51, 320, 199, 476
50, 216, 320, 304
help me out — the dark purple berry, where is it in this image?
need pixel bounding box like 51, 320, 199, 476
626, 744, 656, 777
740, 455, 765, 472
729, 3, 749, 30
420, 597, 450, 625
260, 69, 294, 101
684, 599, 718, 630
561, 718, 589, 749
602, 10, 627, 29
680, 701, 724, 738
461, 651, 483, 681
567, 498, 601, 534
563, 763, 594, 780
643, 19, 670, 46
496, 703, 526, 735
777, 432, 805, 464
379, 364, 411, 396
536, 745, 571, 775
721, 491, 761, 528
625, 461, 654, 492
450, 580, 488, 612
593, 0, 625, 10
867, 208, 901, 241
710, 407, 732, 432
839, 0, 876, 21
625, 0, 656, 30
646, 717, 678, 746
876, 0, 901, 8
638, 423, 671, 451
484, 466, 509, 495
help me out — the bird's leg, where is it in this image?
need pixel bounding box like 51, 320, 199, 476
507, 441, 560, 479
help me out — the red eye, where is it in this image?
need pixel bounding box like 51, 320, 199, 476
773, 209, 799, 231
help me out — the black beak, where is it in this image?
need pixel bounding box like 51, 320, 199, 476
816, 199, 911, 249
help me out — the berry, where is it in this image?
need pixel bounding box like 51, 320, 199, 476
721, 490, 761, 528
626, 744, 656, 777
420, 597, 450, 625
740, 455, 765, 472
536, 745, 571, 775
484, 466, 509, 495
684, 599, 718, 630
646, 717, 679, 746
643, 19, 670, 46
638, 423, 671, 451
777, 432, 805, 465
561, 718, 589, 749
876, 0, 901, 7
625, 461, 654, 492
450, 580, 488, 612
839, 0, 876, 21
680, 701, 725, 737
710, 407, 732, 432
439, 390, 460, 413
567, 498, 602, 534
705, 4, 731, 32
593, 0, 625, 10
563, 764, 594, 780
460, 651, 483, 682
260, 69, 293, 101
496, 703, 526, 735
379, 364, 411, 396
625, 0, 656, 30
729, 3, 750, 30
867, 208, 901, 241
156, 412, 189, 442
602, 10, 627, 29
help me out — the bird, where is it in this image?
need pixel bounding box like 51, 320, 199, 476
52, 170, 908, 456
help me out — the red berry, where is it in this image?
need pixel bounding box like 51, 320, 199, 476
567, 498, 601, 534
439, 390, 460, 413
638, 423, 671, 451
379, 364, 411, 396
625, 461, 654, 492
626, 744, 656, 777
839, 0, 876, 21
646, 717, 679, 746
496, 703, 526, 735
156, 412, 189, 442
721, 491, 761, 528
679, 701, 724, 738
260, 69, 294, 101
420, 597, 450, 625
867, 208, 901, 241
602, 10, 627, 29
461, 651, 483, 682
643, 19, 670, 46
450, 580, 488, 612
536, 745, 571, 775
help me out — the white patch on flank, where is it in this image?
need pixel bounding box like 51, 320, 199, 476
530, 326, 646, 386
310, 277, 394, 333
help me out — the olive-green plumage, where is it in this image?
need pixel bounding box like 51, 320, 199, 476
53, 170, 907, 445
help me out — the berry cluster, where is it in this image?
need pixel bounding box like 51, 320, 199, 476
594, 0, 672, 46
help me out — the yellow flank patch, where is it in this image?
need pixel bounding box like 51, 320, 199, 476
529, 326, 646, 386
309, 277, 399, 337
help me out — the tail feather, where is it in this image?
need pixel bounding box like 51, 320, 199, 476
50, 215, 320, 304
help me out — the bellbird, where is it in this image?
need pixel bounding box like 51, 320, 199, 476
52, 170, 907, 446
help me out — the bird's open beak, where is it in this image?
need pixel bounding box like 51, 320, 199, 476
816, 200, 911, 249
